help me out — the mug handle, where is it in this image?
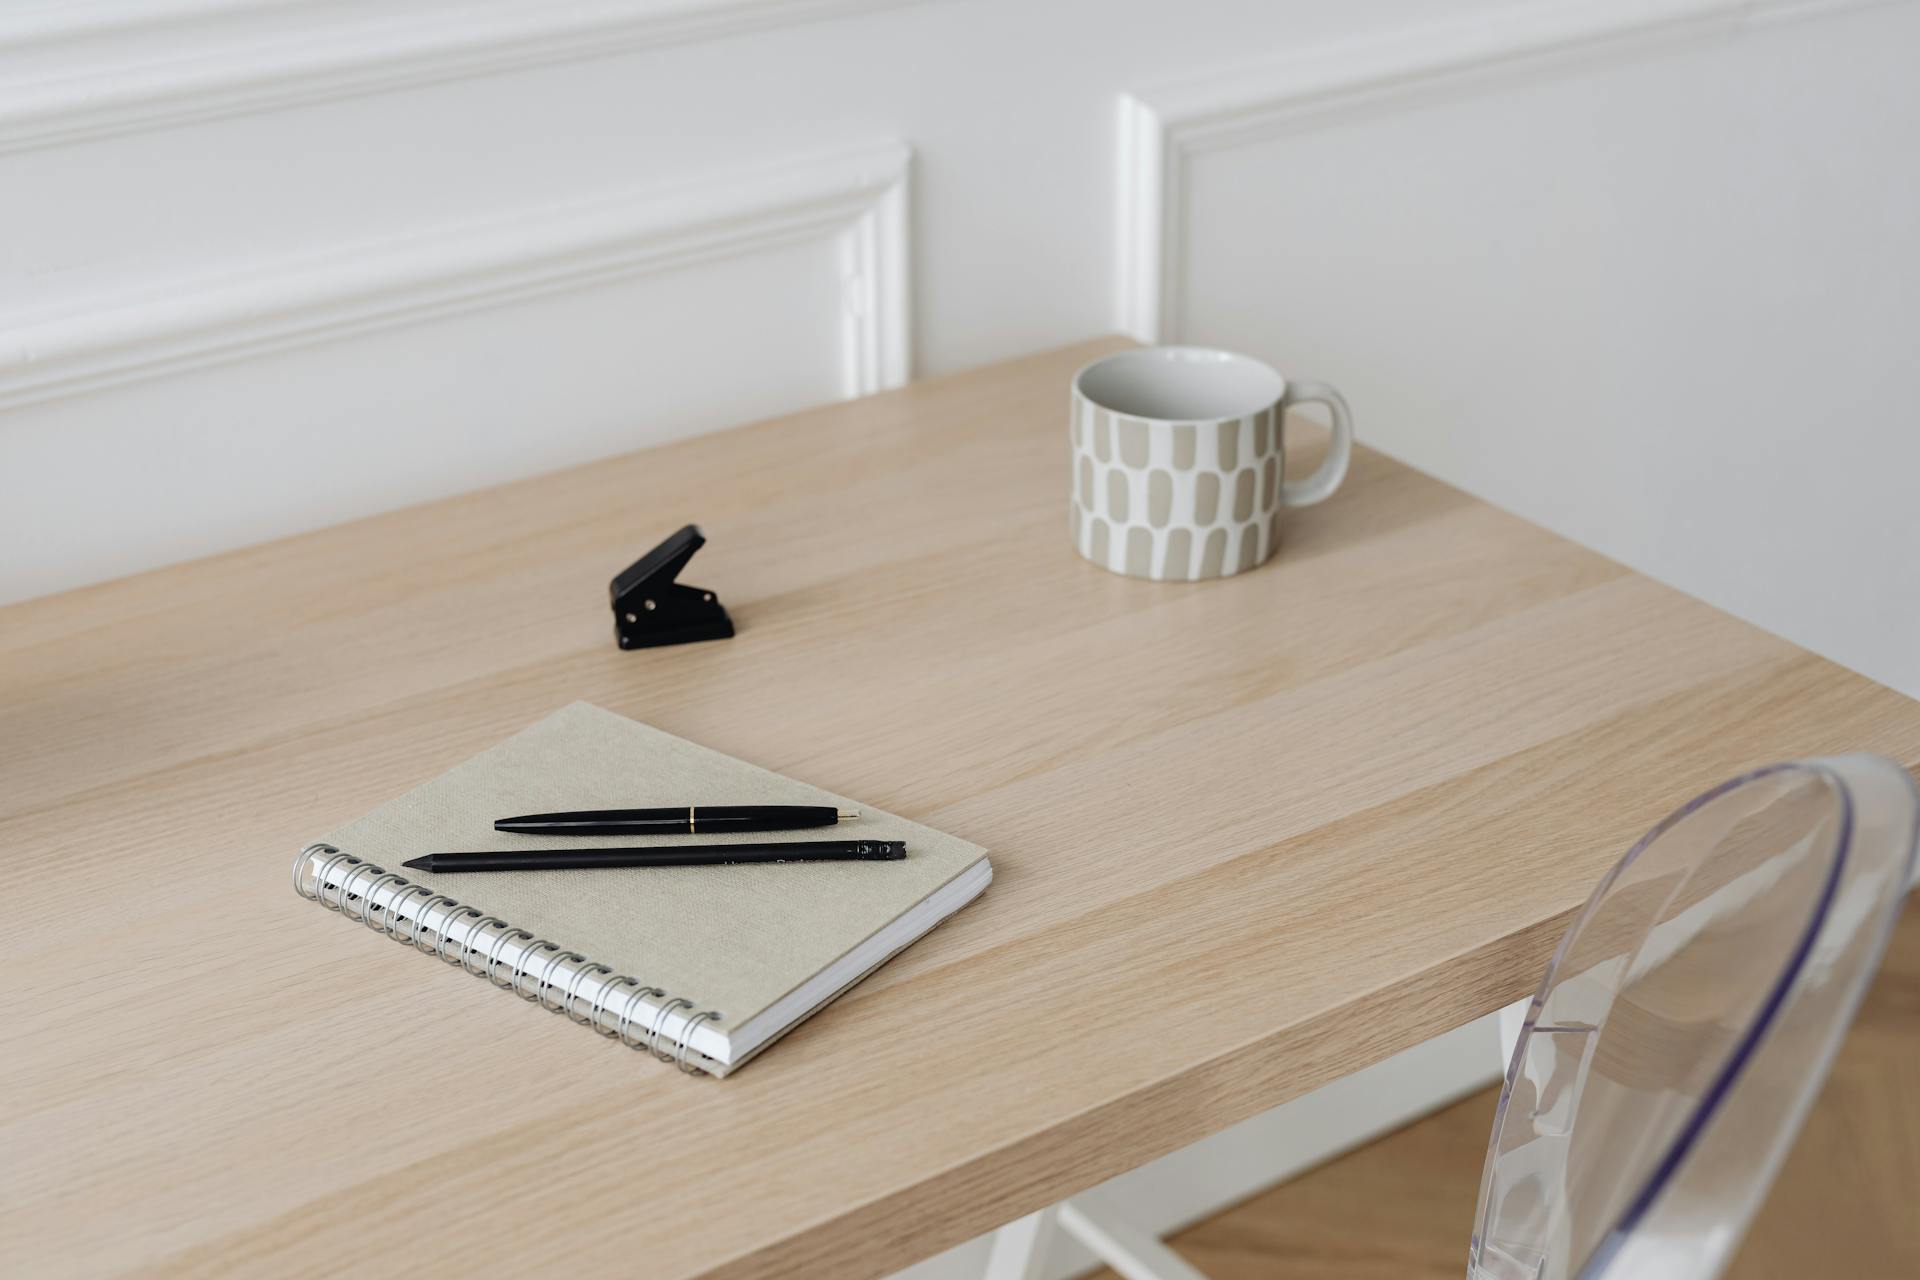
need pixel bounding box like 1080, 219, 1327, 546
1277, 379, 1354, 508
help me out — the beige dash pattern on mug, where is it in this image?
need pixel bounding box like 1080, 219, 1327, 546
1172, 424, 1196, 470
1072, 404, 1287, 581
1232, 469, 1255, 522
1194, 472, 1219, 525
1147, 470, 1172, 527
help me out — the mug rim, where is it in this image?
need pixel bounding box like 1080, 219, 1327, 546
1073, 345, 1287, 425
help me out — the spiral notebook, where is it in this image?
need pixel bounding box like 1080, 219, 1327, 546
291, 702, 992, 1077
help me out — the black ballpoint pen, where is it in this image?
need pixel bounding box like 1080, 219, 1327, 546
494, 804, 857, 836
401, 840, 906, 874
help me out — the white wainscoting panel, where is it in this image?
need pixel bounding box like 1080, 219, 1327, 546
0, 144, 909, 604
0, 143, 909, 411
0, 0, 920, 154
1116, 0, 1896, 346
1118, 0, 1920, 698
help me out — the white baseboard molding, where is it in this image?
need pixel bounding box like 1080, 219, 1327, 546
0, 0, 921, 154
1114, 0, 1902, 343
0, 142, 911, 412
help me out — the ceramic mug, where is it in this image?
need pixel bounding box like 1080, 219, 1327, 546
1068, 347, 1354, 581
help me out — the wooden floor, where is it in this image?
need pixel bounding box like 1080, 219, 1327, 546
1096, 906, 1920, 1279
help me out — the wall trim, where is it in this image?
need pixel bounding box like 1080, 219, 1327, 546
0, 0, 275, 47
0, 0, 919, 154
1115, 0, 1898, 344
0, 142, 912, 412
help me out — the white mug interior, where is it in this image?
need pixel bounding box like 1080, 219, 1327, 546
1075, 347, 1285, 422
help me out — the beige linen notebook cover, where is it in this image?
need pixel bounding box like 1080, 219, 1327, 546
291, 702, 992, 1076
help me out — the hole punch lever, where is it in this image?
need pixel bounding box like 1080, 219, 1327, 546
609, 524, 735, 650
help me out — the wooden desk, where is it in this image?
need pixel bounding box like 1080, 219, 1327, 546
7, 338, 1918, 1278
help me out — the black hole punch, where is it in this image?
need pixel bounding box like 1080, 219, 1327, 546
609, 525, 734, 651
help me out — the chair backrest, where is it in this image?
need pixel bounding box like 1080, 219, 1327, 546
1467, 755, 1919, 1280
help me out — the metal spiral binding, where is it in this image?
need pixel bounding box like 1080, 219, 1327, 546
293, 843, 722, 1076
649, 997, 694, 1060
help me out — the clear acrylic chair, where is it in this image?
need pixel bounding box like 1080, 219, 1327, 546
986, 755, 1920, 1280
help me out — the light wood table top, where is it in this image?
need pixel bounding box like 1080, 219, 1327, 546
8, 338, 1918, 1278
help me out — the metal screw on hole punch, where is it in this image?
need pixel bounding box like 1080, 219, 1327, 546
624, 613, 637, 623
644, 599, 656, 611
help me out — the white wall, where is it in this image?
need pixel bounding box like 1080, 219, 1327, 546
1122, 0, 1920, 701
8, 0, 1915, 697
0, 0, 1440, 602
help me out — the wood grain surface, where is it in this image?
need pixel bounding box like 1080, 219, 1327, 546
7, 338, 1919, 1278
1102, 908, 1920, 1279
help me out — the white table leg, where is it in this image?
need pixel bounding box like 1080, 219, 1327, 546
1056, 1190, 1211, 1280
984, 1205, 1059, 1280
